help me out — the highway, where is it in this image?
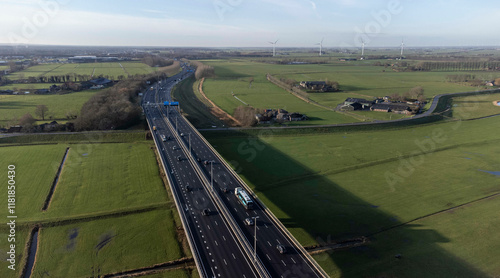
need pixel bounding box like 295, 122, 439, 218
146, 68, 327, 277
142, 70, 261, 278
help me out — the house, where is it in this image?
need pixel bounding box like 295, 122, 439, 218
40, 121, 59, 131
255, 114, 272, 124
49, 84, 61, 93
7, 125, 22, 133
0, 90, 14, 95
344, 98, 374, 109
300, 81, 328, 91
89, 77, 112, 86
0, 128, 7, 133
289, 113, 308, 121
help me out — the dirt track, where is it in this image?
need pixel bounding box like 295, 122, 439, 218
198, 78, 242, 127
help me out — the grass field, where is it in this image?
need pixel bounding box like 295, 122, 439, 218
204, 115, 500, 277
0, 134, 187, 277
0, 90, 98, 127
172, 76, 226, 128
315, 196, 500, 278
0, 144, 70, 219
201, 60, 359, 125
451, 91, 500, 119
200, 59, 498, 125
0, 228, 30, 278
32, 209, 181, 278
7, 62, 154, 80
44, 143, 169, 220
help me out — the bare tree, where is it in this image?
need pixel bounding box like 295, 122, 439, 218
35, 104, 49, 120
19, 113, 36, 126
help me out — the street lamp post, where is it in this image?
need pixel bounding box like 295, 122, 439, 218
210, 160, 214, 193
253, 216, 259, 263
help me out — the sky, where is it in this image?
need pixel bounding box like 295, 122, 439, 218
1, 0, 499, 48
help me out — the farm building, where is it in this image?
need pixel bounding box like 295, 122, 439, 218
343, 98, 374, 109
371, 103, 412, 114
300, 81, 336, 92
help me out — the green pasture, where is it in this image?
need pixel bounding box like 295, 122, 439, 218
315, 196, 500, 278
200, 59, 497, 124
0, 90, 98, 127
0, 144, 70, 220
7, 62, 154, 80
201, 60, 358, 125
0, 142, 168, 222
31, 209, 182, 278
43, 143, 168, 220
0, 228, 30, 278
0, 83, 63, 91
205, 115, 500, 277
451, 91, 500, 119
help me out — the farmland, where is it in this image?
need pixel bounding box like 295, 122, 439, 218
32, 209, 181, 277
204, 113, 500, 277
0, 133, 189, 278
200, 59, 499, 124
0, 90, 99, 127
7, 62, 155, 80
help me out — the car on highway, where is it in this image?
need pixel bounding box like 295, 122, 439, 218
276, 244, 287, 254
186, 184, 192, 192
244, 218, 254, 226
177, 156, 182, 161
172, 146, 176, 150
202, 208, 211, 216
180, 133, 184, 137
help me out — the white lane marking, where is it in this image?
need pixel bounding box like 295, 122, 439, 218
222, 236, 226, 241
276, 239, 281, 244
232, 253, 236, 259
223, 259, 227, 265
291, 257, 296, 264
207, 225, 211, 230
214, 221, 218, 226
215, 241, 218, 246
266, 254, 271, 261
282, 260, 286, 266
267, 241, 271, 246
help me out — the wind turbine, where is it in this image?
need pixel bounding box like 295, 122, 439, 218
360, 38, 365, 59
269, 40, 278, 57
400, 39, 405, 60
315, 38, 324, 56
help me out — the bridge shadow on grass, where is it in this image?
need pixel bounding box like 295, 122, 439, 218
203, 131, 490, 278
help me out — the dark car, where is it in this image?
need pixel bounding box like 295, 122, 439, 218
202, 208, 211, 216
177, 156, 182, 161
185, 185, 192, 192
197, 157, 202, 162
277, 244, 287, 254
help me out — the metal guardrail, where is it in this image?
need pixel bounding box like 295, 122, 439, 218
178, 112, 330, 278
161, 111, 271, 278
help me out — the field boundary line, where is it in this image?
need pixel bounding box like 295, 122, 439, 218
41, 147, 70, 211
2, 203, 170, 230
102, 257, 195, 278
367, 192, 500, 238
